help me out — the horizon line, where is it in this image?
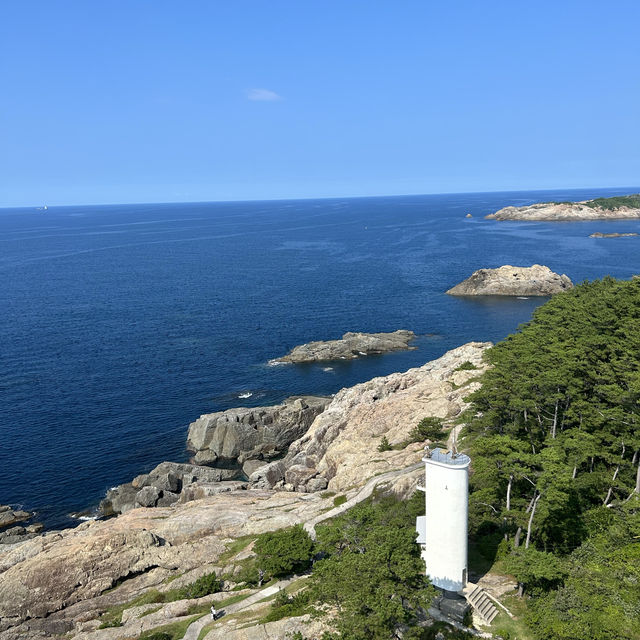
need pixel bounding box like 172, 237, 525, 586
2, 184, 639, 212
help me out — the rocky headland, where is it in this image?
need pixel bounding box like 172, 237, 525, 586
486, 194, 640, 221
0, 342, 490, 640
447, 264, 573, 296
273, 330, 416, 363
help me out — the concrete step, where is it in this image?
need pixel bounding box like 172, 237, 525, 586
463, 582, 499, 625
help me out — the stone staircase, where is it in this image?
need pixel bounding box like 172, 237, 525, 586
463, 582, 499, 625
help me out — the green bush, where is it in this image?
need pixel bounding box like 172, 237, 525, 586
333, 495, 347, 508
453, 360, 477, 372
254, 525, 314, 578
377, 435, 392, 451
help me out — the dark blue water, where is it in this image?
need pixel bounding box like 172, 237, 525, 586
2, 188, 639, 529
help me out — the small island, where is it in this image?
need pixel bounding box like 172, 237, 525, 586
589, 232, 638, 238
447, 264, 573, 296
274, 330, 416, 363
486, 194, 640, 221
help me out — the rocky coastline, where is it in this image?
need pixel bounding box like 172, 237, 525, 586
0, 342, 490, 640
273, 329, 416, 363
447, 264, 573, 296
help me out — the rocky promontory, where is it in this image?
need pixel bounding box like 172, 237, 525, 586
274, 330, 416, 363
446, 264, 573, 296
0, 342, 490, 640
486, 194, 640, 221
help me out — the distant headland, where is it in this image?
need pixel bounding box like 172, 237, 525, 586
486, 193, 640, 221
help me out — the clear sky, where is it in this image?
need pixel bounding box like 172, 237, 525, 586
1, 1, 639, 207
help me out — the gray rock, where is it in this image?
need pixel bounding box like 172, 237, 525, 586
0, 509, 31, 530
135, 486, 161, 508
155, 491, 180, 507
180, 481, 248, 502
306, 476, 328, 492
187, 396, 329, 466
100, 462, 240, 516
284, 464, 319, 490
153, 472, 181, 493
242, 459, 267, 478
274, 330, 416, 363
249, 460, 286, 489
131, 473, 149, 489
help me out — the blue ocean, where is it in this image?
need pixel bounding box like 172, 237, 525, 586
2, 188, 639, 529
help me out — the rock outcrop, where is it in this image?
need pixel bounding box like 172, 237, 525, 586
100, 462, 240, 516
256, 342, 491, 492
589, 232, 638, 238
186, 396, 330, 465
0, 506, 42, 546
446, 265, 573, 296
274, 330, 416, 363
486, 199, 640, 221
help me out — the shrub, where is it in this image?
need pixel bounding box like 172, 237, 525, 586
377, 436, 392, 452
453, 360, 477, 372
176, 572, 222, 599
261, 589, 311, 623
254, 525, 314, 578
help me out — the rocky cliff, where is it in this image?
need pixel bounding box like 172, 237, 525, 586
274, 330, 416, 363
486, 200, 640, 221
0, 342, 490, 640
446, 265, 573, 296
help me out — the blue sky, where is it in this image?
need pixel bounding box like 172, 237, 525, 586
1, 1, 639, 207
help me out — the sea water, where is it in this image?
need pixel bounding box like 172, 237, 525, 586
1, 187, 639, 528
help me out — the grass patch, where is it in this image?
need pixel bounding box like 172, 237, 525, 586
332, 495, 347, 507
320, 491, 336, 499
99, 590, 165, 627
98, 573, 223, 628
218, 535, 256, 563
260, 589, 311, 623
489, 594, 535, 640
138, 614, 201, 639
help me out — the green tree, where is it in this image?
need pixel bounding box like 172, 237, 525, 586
408, 417, 445, 443
253, 525, 314, 578
311, 495, 435, 640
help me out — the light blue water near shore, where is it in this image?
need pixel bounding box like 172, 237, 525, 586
1, 188, 639, 528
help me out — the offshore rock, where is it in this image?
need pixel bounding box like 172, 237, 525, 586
589, 232, 638, 238
446, 264, 573, 296
274, 330, 416, 363
186, 396, 330, 465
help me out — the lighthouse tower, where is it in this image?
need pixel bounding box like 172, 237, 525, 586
415, 447, 470, 593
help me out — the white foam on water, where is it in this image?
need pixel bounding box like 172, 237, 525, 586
238, 392, 253, 399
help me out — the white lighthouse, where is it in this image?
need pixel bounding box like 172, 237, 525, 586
416, 447, 470, 593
